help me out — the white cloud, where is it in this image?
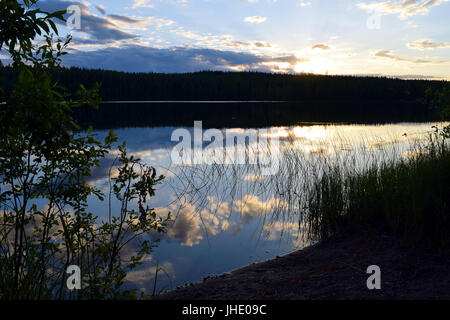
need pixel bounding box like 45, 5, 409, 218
370, 49, 448, 64
132, 0, 188, 8
224, 40, 272, 48
244, 16, 267, 24
357, 0, 450, 19
407, 39, 450, 50
132, 0, 154, 8
95, 4, 106, 14
312, 44, 330, 50
297, 1, 312, 7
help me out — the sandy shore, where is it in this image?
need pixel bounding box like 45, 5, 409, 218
160, 231, 450, 300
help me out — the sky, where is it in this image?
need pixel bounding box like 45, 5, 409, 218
22, 0, 450, 79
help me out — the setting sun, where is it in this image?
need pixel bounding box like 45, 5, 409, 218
295, 58, 332, 75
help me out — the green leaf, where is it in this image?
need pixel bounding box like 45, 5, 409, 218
48, 20, 58, 35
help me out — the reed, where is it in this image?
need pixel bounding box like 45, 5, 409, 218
300, 129, 450, 251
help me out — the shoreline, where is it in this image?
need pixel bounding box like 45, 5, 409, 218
159, 231, 450, 300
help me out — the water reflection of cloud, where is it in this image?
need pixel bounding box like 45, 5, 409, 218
207, 196, 231, 217
85, 154, 118, 188
244, 174, 264, 181
151, 194, 295, 245
233, 195, 284, 221
155, 204, 204, 246
125, 261, 175, 293
89, 122, 449, 248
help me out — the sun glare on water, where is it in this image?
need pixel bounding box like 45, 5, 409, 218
293, 126, 328, 140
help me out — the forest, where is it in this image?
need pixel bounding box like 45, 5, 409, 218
1, 66, 446, 101
0, 65, 445, 128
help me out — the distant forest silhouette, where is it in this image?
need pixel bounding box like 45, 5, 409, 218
0, 67, 444, 128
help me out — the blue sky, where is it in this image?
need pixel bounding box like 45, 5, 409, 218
26, 0, 450, 78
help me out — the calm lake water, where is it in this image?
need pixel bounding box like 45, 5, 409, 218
84, 122, 447, 294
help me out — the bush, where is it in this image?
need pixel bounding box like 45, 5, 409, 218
0, 0, 170, 299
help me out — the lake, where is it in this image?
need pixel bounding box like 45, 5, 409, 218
83, 121, 447, 294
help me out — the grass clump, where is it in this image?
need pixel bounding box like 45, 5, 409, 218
302, 129, 450, 251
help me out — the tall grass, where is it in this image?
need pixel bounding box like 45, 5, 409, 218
301, 130, 450, 251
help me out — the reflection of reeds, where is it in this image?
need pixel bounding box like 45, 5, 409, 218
160, 125, 449, 249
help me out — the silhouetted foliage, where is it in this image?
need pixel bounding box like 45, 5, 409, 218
422, 84, 450, 120
0, 0, 169, 299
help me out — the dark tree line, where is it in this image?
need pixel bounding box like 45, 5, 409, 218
0, 66, 445, 127
1, 66, 447, 101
